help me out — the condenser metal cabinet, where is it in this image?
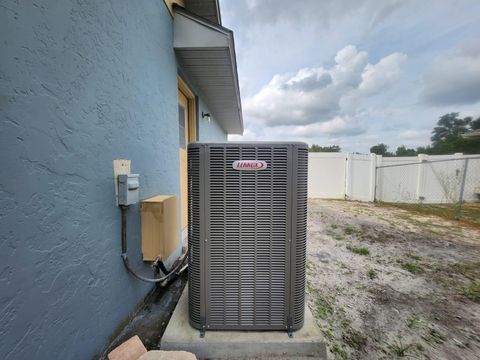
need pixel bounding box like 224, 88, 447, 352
188, 142, 308, 334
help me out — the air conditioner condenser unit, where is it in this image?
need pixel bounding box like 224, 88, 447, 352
187, 142, 308, 335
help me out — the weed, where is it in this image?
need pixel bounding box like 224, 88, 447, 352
334, 235, 345, 241
367, 269, 377, 279
378, 202, 480, 228
347, 245, 370, 256
407, 253, 422, 261
422, 327, 446, 344
330, 223, 338, 229
453, 262, 480, 279
344, 226, 355, 235
462, 282, 480, 302
401, 262, 424, 274
306, 260, 313, 271
342, 327, 367, 351
388, 339, 413, 357
322, 328, 334, 341
341, 318, 352, 328
314, 294, 334, 320
406, 315, 421, 329
330, 344, 348, 360
306, 280, 315, 294
415, 342, 425, 352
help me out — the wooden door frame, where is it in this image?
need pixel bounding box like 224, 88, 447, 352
178, 76, 196, 143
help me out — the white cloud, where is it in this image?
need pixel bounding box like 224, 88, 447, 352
421, 40, 480, 105
399, 129, 430, 139
244, 45, 407, 127
359, 53, 407, 95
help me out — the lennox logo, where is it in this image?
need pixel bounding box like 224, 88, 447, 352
232, 160, 267, 170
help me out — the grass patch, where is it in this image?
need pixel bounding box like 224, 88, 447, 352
306, 260, 314, 271
330, 223, 339, 229
406, 315, 422, 329
401, 262, 424, 274
347, 245, 370, 256
330, 344, 348, 360
377, 202, 480, 229
342, 327, 367, 351
322, 327, 334, 341
334, 235, 345, 241
344, 226, 355, 235
452, 262, 480, 279
406, 253, 422, 261
341, 318, 352, 329
422, 327, 446, 344
462, 282, 480, 302
415, 342, 425, 352
367, 268, 377, 279
388, 339, 413, 357
314, 294, 334, 320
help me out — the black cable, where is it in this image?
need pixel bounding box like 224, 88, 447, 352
120, 205, 188, 284
156, 261, 171, 275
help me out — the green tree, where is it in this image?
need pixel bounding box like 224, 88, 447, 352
395, 145, 417, 156
309, 144, 341, 152
370, 143, 393, 156
430, 113, 480, 154
470, 117, 480, 130
431, 113, 469, 144
416, 146, 433, 155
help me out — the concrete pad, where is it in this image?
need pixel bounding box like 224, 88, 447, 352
161, 288, 327, 359
139, 350, 197, 360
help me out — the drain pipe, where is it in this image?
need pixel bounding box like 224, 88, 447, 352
120, 205, 188, 284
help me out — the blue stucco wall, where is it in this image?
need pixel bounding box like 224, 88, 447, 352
0, 1, 182, 359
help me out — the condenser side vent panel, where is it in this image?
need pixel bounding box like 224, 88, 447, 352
188, 142, 308, 331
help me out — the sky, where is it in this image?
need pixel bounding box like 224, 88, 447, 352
219, 0, 480, 153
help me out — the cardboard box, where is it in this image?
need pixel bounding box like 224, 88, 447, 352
141, 195, 178, 261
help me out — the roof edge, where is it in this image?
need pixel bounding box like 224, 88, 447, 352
173, 5, 244, 134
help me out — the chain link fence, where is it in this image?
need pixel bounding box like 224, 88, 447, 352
375, 156, 480, 222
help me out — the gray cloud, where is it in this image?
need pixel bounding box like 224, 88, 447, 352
223, 0, 406, 31
281, 71, 332, 92
421, 40, 480, 106
244, 45, 406, 127
292, 116, 366, 137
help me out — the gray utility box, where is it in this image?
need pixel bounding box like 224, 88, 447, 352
188, 142, 308, 333
118, 174, 140, 206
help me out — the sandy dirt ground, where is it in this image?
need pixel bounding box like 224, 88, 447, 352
306, 199, 480, 360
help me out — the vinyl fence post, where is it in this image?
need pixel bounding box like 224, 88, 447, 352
455, 158, 469, 220
416, 154, 427, 202
344, 153, 352, 200
369, 153, 377, 202
376, 155, 383, 202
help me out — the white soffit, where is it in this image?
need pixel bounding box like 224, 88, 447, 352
173, 7, 243, 135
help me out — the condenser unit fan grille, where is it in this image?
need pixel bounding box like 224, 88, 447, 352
188, 142, 307, 332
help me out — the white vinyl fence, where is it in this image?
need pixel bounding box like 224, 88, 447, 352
308, 152, 480, 204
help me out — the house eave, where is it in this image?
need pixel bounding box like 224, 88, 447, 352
173, 6, 243, 135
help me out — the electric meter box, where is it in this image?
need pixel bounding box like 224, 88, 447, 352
141, 195, 178, 261
118, 174, 140, 206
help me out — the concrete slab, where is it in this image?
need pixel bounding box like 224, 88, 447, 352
161, 288, 327, 359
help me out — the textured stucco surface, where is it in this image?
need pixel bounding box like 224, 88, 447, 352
0, 1, 187, 359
